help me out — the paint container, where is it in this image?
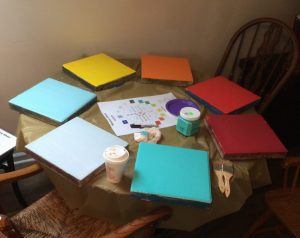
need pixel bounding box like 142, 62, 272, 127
176, 107, 201, 136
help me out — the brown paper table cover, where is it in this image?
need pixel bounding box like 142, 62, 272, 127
15, 59, 271, 231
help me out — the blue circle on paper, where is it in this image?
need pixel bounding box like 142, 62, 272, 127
166, 99, 200, 116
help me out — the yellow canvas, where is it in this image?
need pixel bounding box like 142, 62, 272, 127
63, 53, 136, 90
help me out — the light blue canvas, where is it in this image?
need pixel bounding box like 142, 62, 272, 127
25, 117, 128, 185
131, 143, 212, 205
9, 78, 97, 124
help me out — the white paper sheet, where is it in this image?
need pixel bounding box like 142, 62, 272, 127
0, 129, 16, 156
98, 93, 177, 136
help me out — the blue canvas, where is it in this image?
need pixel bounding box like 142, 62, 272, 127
9, 78, 97, 124
130, 143, 212, 206
25, 117, 128, 186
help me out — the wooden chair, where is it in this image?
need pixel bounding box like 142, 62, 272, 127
0, 129, 42, 208
0, 164, 171, 238
243, 156, 300, 237
215, 18, 299, 114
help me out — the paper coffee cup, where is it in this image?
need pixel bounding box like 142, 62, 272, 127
103, 145, 129, 183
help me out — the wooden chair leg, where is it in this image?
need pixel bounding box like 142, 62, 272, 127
11, 182, 27, 208
242, 210, 272, 238
6, 154, 27, 208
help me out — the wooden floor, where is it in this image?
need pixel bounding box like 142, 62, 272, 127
0, 160, 292, 237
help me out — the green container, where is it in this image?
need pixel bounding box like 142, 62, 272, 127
176, 107, 200, 136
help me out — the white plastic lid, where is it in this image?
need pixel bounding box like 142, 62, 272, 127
180, 107, 201, 121
103, 145, 129, 162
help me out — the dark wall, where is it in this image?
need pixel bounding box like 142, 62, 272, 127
263, 73, 300, 152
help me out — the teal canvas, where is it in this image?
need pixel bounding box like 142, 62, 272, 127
131, 143, 212, 206
9, 78, 97, 124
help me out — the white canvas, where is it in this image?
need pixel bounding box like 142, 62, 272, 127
25, 117, 128, 185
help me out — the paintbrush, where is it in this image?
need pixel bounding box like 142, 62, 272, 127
213, 160, 225, 194
222, 162, 234, 198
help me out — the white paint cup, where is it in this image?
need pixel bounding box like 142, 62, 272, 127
103, 145, 129, 183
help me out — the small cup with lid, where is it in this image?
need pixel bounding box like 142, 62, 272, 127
103, 145, 129, 183
176, 107, 201, 136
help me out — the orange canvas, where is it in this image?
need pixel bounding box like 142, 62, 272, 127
141, 55, 193, 84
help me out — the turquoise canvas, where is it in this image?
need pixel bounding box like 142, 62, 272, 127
131, 143, 212, 206
25, 117, 128, 186
9, 78, 97, 124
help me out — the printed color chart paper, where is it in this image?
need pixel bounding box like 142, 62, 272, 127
98, 93, 177, 136
0, 129, 16, 156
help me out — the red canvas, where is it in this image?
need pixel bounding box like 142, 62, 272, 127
205, 114, 287, 160
186, 76, 261, 114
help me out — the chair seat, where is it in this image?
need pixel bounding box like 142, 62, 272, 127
265, 188, 300, 237
11, 190, 116, 238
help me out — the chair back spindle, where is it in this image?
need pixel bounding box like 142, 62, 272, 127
215, 18, 299, 113
282, 156, 300, 191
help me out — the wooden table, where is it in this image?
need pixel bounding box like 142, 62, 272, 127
15, 59, 272, 231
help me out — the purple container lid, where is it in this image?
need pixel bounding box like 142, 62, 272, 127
166, 98, 200, 116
